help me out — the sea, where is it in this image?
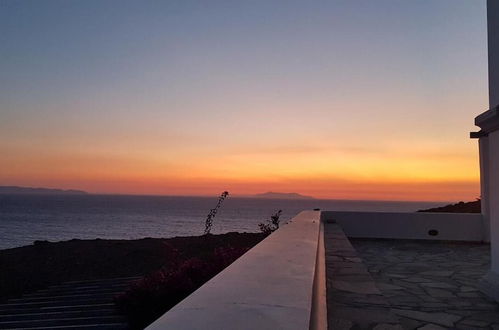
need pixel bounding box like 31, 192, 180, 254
0, 194, 446, 250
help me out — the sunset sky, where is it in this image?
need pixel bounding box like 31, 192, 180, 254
0, 0, 488, 201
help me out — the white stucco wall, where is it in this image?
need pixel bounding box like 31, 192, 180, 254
321, 211, 483, 241
479, 136, 491, 242
146, 210, 326, 330
485, 0, 499, 273
488, 131, 499, 272
489, 0, 499, 109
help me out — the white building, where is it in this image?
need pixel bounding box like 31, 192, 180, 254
472, 0, 499, 301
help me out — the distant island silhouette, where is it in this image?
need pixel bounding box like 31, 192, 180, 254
253, 192, 315, 200
0, 186, 88, 195
417, 199, 480, 213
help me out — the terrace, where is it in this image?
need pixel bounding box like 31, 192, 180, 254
146, 210, 495, 329
325, 219, 497, 329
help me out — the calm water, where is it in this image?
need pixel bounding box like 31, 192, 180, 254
0, 194, 445, 250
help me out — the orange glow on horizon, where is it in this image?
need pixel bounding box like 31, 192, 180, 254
0, 135, 480, 202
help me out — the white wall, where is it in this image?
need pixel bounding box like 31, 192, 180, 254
321, 211, 483, 241
489, 131, 499, 272
489, 0, 499, 109
479, 136, 491, 242
485, 0, 499, 273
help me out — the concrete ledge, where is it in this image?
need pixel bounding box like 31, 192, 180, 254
146, 210, 325, 330
321, 211, 483, 241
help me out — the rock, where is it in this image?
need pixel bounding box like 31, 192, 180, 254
424, 288, 456, 298
377, 283, 405, 291
373, 323, 404, 330
417, 324, 447, 330
392, 309, 461, 327
331, 280, 381, 294
421, 302, 450, 309
469, 312, 499, 323
459, 286, 478, 292
459, 319, 490, 327
420, 271, 454, 277
330, 306, 400, 328
387, 273, 409, 279
421, 282, 456, 289
329, 318, 353, 330
457, 292, 483, 298
400, 317, 423, 330
404, 277, 434, 283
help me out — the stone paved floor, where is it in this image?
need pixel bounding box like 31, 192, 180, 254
351, 239, 499, 330
325, 224, 403, 329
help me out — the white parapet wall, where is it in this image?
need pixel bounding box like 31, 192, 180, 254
146, 210, 326, 330
321, 211, 484, 241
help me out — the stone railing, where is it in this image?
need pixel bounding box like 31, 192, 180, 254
146, 210, 327, 330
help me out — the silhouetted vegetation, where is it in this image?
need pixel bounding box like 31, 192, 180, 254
204, 191, 229, 235
115, 245, 255, 329
259, 209, 282, 235
0, 232, 264, 304
417, 199, 481, 213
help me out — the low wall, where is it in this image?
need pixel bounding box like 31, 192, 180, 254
146, 210, 326, 330
321, 211, 484, 241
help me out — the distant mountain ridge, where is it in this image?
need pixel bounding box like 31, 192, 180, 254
0, 186, 88, 195
253, 192, 315, 200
